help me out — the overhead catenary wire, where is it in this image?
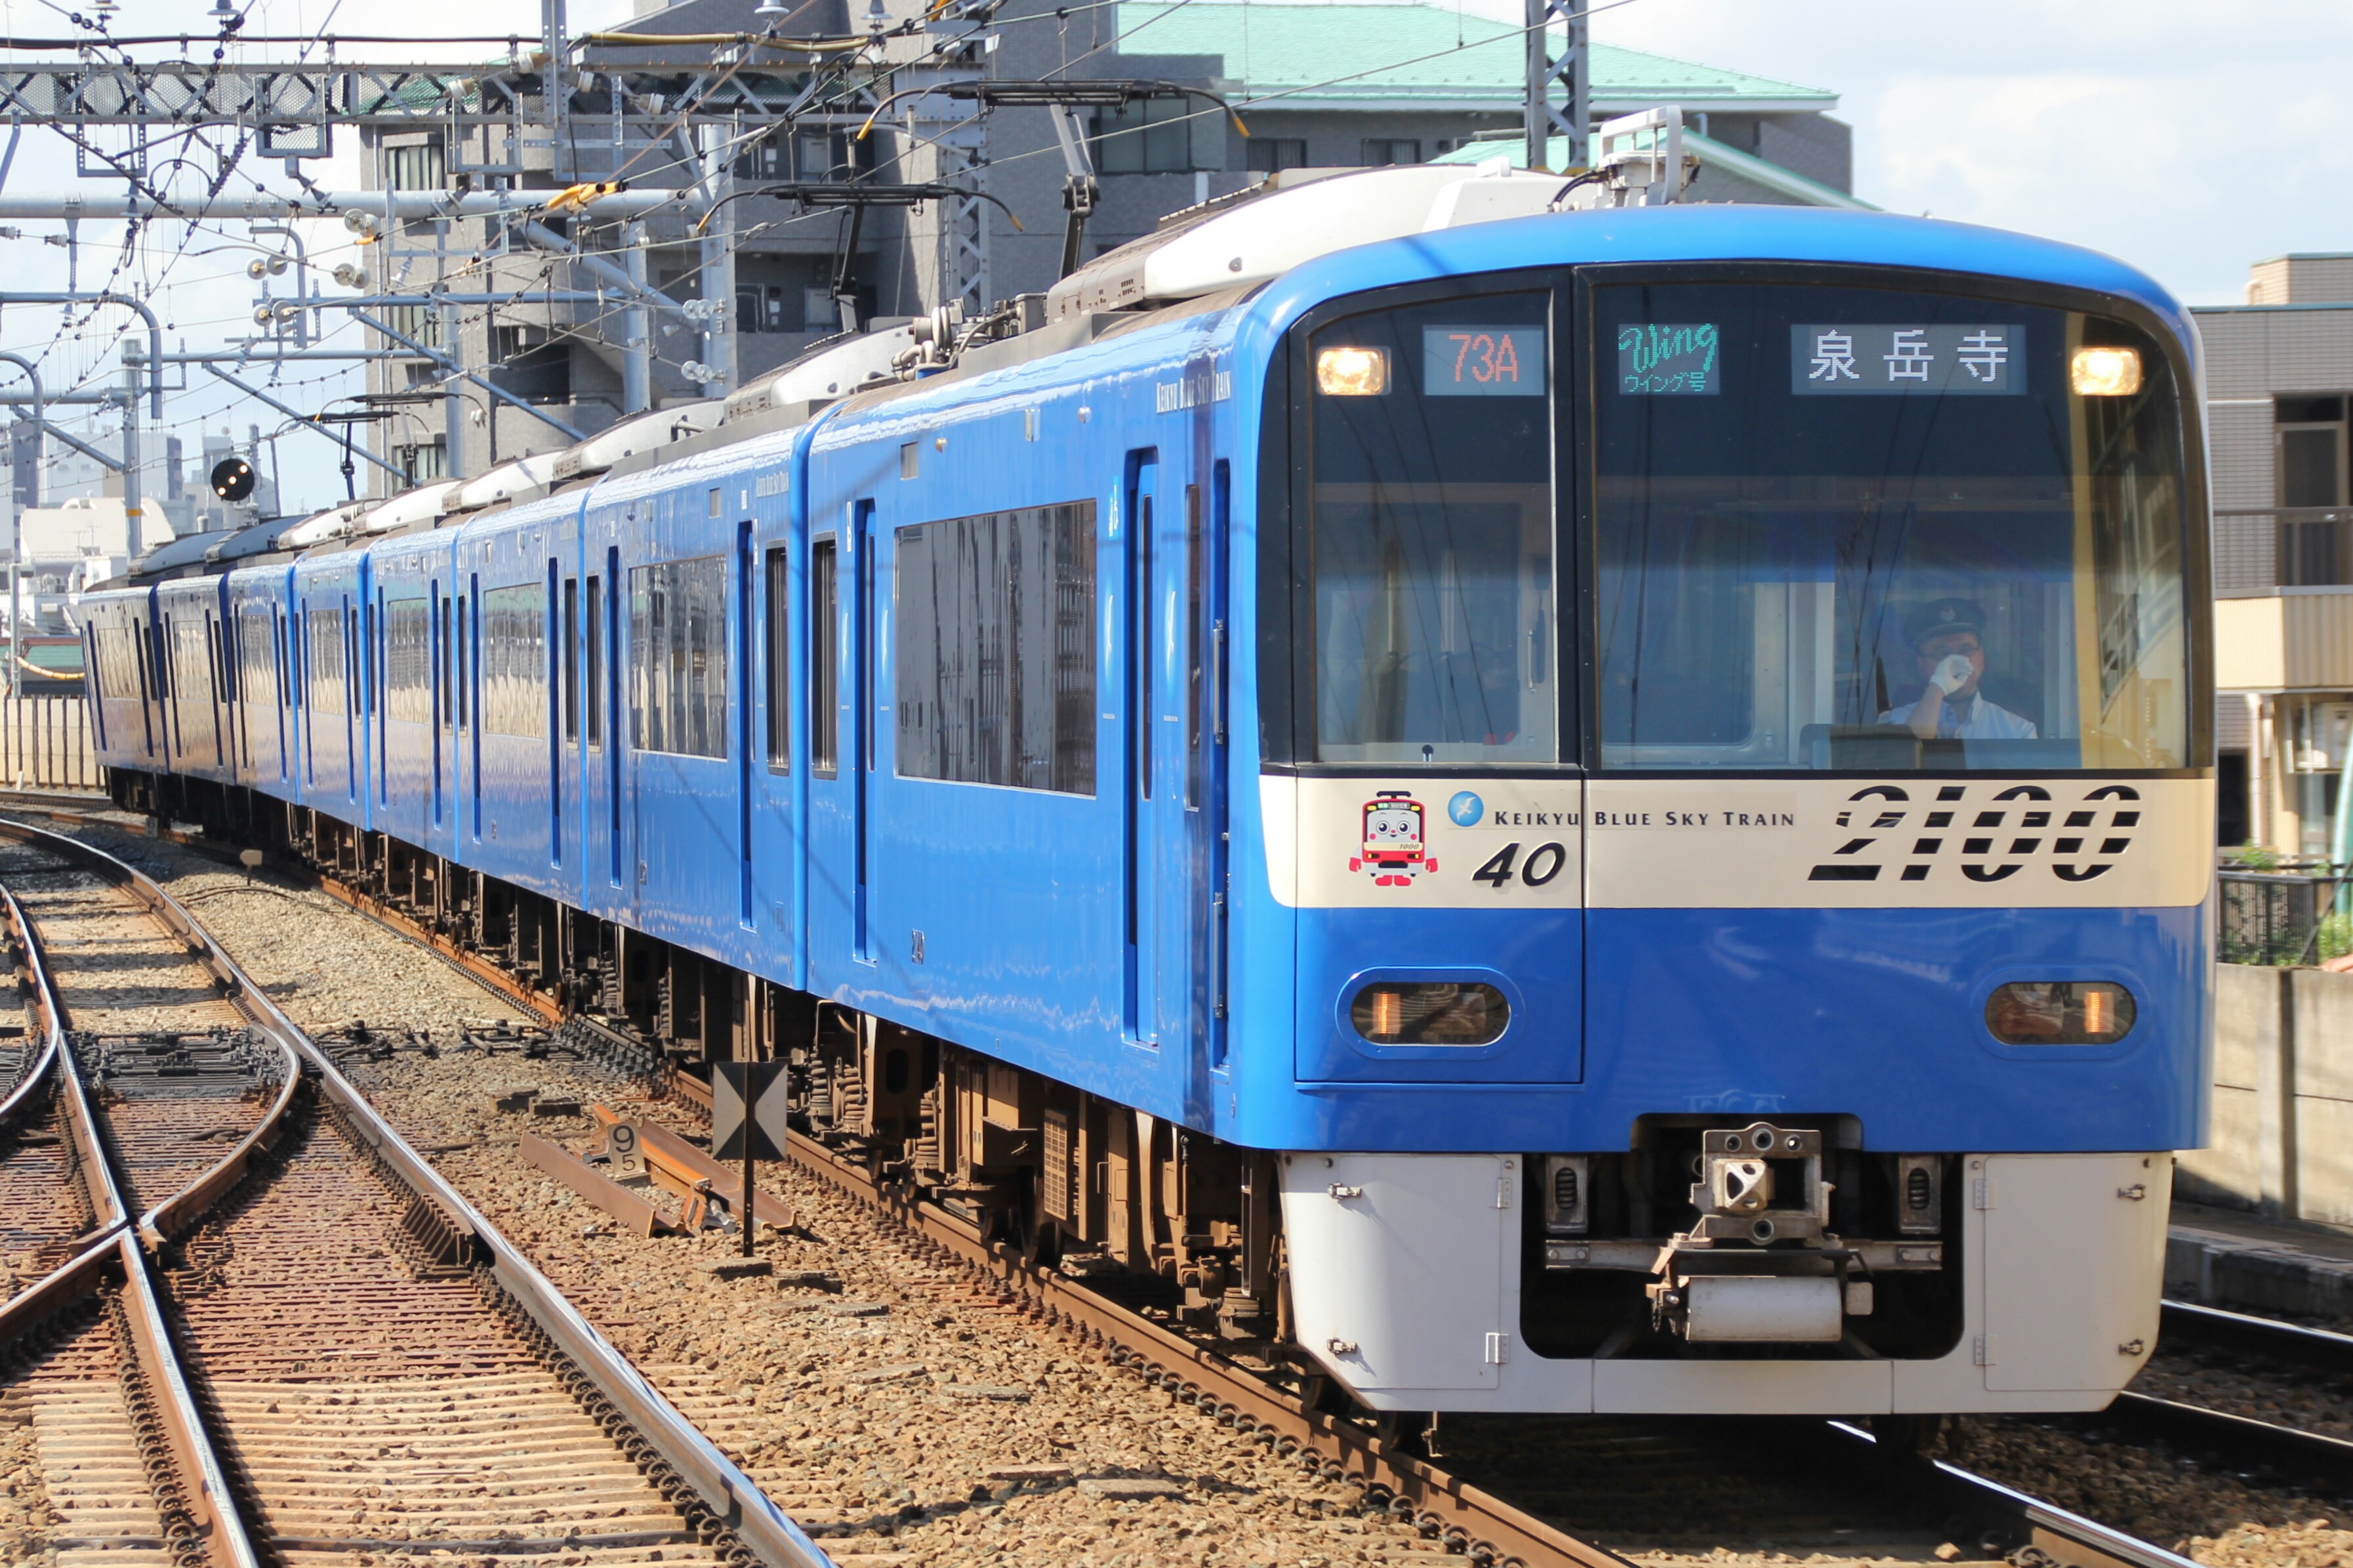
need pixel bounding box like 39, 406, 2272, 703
0, 0, 1648, 509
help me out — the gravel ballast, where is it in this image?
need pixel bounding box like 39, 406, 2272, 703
39, 813, 2353, 1568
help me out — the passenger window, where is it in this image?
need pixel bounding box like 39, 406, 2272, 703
439, 595, 452, 731
892, 502, 1097, 794
1185, 483, 1202, 805
563, 576, 581, 744
584, 574, 604, 748
765, 546, 788, 772
809, 538, 838, 776
626, 555, 728, 759
455, 597, 469, 730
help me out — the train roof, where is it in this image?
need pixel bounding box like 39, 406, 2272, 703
119, 171, 2193, 593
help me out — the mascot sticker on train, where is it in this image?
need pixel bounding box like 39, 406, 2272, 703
1349, 791, 1437, 886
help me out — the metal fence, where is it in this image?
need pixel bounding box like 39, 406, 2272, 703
0, 697, 100, 792
2219, 870, 2335, 965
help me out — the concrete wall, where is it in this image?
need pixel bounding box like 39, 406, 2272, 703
2178, 962, 2353, 1224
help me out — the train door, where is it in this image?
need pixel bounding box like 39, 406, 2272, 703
1126, 453, 1218, 1051
853, 498, 876, 962
601, 543, 621, 895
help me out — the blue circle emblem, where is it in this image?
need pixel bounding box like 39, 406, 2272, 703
1447, 791, 1484, 826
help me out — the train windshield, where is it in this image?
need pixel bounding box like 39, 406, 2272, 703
1593, 279, 2195, 773
1306, 292, 1558, 765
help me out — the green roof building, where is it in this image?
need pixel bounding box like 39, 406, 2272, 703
982, 0, 1862, 295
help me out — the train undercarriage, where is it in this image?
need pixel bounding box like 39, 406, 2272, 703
109, 769, 2166, 1415
110, 771, 1290, 1352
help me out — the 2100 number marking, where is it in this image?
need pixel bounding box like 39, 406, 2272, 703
1471, 841, 1567, 889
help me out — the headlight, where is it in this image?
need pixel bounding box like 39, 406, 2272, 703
1316, 345, 1389, 397
2070, 346, 2142, 397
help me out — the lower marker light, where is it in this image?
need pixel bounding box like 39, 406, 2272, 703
1985, 981, 2135, 1045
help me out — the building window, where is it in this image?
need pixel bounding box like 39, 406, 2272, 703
1361, 138, 1422, 167
398, 441, 446, 485
1095, 100, 1198, 174
628, 555, 729, 759
386, 142, 445, 191
381, 306, 441, 349
1246, 138, 1308, 174
2280, 395, 2349, 508
489, 325, 572, 406
734, 126, 870, 183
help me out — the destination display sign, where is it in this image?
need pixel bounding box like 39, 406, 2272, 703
1422, 326, 1545, 396
1615, 323, 1719, 395
1789, 324, 2024, 395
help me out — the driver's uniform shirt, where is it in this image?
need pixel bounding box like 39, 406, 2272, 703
1879, 694, 2039, 740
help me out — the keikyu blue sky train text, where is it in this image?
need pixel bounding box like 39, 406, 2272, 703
77, 157, 2213, 1418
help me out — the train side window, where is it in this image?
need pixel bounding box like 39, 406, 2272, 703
480, 582, 551, 738
627, 556, 727, 758
563, 576, 581, 744
893, 502, 1096, 794
439, 594, 453, 731
584, 574, 604, 748
810, 538, 838, 776
455, 597, 469, 730
765, 545, 788, 772
1185, 482, 1202, 805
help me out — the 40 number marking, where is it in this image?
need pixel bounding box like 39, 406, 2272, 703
1471, 841, 1568, 889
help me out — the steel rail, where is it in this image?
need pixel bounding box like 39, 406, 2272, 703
0, 816, 835, 1568
0, 877, 262, 1568
0, 879, 127, 1347
0, 917, 59, 1131
1822, 1422, 2201, 1568
0, 818, 307, 1249
2159, 1297, 2353, 1377
2087, 1392, 2353, 1490
9, 798, 2216, 1568
774, 1122, 1627, 1568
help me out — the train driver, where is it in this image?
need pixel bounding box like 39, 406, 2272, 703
1879, 598, 2039, 741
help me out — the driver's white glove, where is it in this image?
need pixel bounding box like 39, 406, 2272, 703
1930, 654, 1973, 696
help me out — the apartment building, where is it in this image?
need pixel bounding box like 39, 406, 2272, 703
2205, 254, 2353, 856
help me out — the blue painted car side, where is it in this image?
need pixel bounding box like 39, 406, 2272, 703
453, 493, 578, 900
291, 549, 369, 822
83, 206, 2210, 1172
577, 428, 804, 986
224, 566, 295, 792
83, 586, 162, 773
366, 536, 441, 852
800, 306, 1255, 1145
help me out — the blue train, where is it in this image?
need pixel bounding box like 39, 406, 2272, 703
81, 158, 2213, 1417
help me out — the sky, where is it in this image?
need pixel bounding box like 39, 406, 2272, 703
1584, 0, 2353, 308
0, 0, 2346, 515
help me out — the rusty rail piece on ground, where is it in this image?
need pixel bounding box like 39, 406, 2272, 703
0, 814, 836, 1568
0, 877, 263, 1568
589, 1102, 793, 1233
520, 1129, 678, 1237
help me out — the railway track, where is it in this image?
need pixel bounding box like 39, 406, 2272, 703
2039, 1300, 2353, 1493
0, 816, 834, 1568
11, 799, 2219, 1568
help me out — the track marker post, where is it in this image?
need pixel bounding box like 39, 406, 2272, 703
713, 1060, 788, 1260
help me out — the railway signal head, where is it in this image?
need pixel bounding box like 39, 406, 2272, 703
211, 457, 257, 502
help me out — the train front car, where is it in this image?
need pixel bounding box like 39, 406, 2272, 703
1244, 211, 2210, 1417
